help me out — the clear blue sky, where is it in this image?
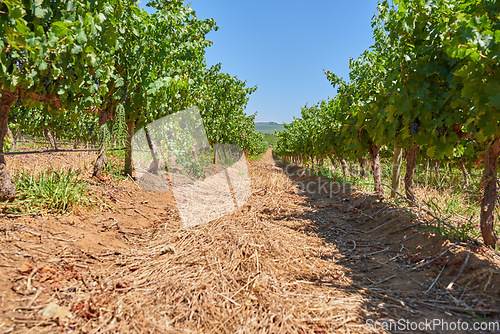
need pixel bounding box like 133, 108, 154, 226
139, 1, 379, 124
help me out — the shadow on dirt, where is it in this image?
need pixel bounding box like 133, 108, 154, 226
271, 153, 500, 333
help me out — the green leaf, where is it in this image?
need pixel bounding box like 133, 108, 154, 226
76, 30, 87, 44
489, 93, 500, 109
47, 32, 59, 47
15, 19, 30, 36
51, 22, 67, 37
425, 142, 436, 156
470, 51, 480, 62
115, 77, 124, 88
11, 75, 18, 87
86, 53, 96, 66
97, 13, 106, 23
34, 6, 46, 18
71, 44, 83, 54
7, 5, 24, 20
67, 1, 76, 12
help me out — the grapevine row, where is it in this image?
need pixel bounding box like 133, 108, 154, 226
1, 0, 267, 197
276, 0, 500, 247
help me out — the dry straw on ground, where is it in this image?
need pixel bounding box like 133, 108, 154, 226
87, 164, 369, 333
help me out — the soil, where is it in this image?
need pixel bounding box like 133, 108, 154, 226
0, 149, 499, 333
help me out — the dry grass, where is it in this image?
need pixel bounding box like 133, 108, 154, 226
81, 160, 370, 333
411, 183, 486, 240
6, 152, 98, 177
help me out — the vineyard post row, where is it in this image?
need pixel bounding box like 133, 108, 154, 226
275, 0, 500, 248
1, 0, 268, 199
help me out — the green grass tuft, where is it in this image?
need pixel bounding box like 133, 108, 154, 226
247, 152, 265, 161
6, 169, 90, 214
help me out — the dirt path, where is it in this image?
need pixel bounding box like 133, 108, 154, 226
0, 149, 499, 333
269, 150, 500, 333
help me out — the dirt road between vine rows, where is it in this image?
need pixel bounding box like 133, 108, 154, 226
0, 149, 499, 333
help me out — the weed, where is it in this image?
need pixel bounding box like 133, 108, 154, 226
104, 158, 126, 180
3, 168, 90, 214
247, 152, 264, 161
107, 148, 126, 160
104, 150, 128, 180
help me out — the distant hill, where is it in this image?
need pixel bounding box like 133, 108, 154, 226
254, 122, 284, 134
255, 121, 279, 125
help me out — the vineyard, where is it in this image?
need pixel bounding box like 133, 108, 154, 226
0, 0, 268, 198
275, 0, 500, 248
0, 0, 500, 333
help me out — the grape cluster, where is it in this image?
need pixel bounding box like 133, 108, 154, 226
7, 50, 27, 74
43, 76, 51, 88
121, 85, 128, 102
410, 118, 420, 135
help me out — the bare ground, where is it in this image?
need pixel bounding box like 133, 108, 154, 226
0, 149, 499, 333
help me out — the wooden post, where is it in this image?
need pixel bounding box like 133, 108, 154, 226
0, 89, 17, 201
338, 155, 349, 178
458, 160, 469, 186
480, 139, 500, 247
144, 127, 160, 174
369, 145, 383, 195
124, 119, 135, 177
404, 143, 419, 203
391, 146, 403, 198
43, 127, 58, 150
358, 155, 367, 178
